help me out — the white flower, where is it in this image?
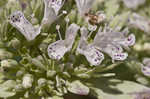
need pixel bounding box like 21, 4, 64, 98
123, 0, 145, 9
42, 0, 65, 25
93, 25, 135, 61
9, 11, 41, 41
77, 27, 104, 66
128, 13, 150, 34
47, 23, 80, 60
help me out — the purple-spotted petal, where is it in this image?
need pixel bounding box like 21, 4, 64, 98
126, 34, 135, 46
112, 52, 128, 61
141, 65, 150, 77
9, 11, 41, 41
143, 58, 150, 65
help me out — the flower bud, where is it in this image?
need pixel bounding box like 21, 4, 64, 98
47, 70, 56, 78
1, 59, 18, 69
15, 84, 23, 92
0, 49, 13, 60
38, 89, 44, 96
24, 91, 29, 98
67, 80, 89, 95
31, 18, 39, 25
16, 70, 25, 77
9, 38, 21, 49
22, 74, 33, 89
38, 78, 47, 87
76, 73, 91, 79
31, 58, 46, 70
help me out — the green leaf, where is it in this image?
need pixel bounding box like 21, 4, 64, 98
67, 80, 89, 95
91, 87, 134, 99
0, 80, 16, 98
0, 0, 8, 7
0, 89, 16, 98
0, 80, 16, 91
0, 49, 13, 60
91, 79, 150, 99
47, 96, 63, 99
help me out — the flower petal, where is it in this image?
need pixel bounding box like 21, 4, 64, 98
75, 0, 95, 17
112, 52, 128, 61
142, 66, 150, 77
9, 11, 41, 41
47, 40, 68, 60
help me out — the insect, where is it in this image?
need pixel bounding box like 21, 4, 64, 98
9, 11, 41, 41
85, 12, 106, 25
47, 23, 80, 60
76, 27, 104, 66
75, 0, 105, 25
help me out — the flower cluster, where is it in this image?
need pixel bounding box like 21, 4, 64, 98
2, 0, 150, 99
9, 0, 135, 66
48, 23, 135, 66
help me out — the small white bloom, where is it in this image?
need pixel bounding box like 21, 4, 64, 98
47, 23, 80, 60
128, 13, 150, 34
9, 11, 41, 41
22, 74, 33, 89
42, 0, 65, 25
77, 27, 104, 66
93, 25, 135, 61
123, 0, 145, 9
